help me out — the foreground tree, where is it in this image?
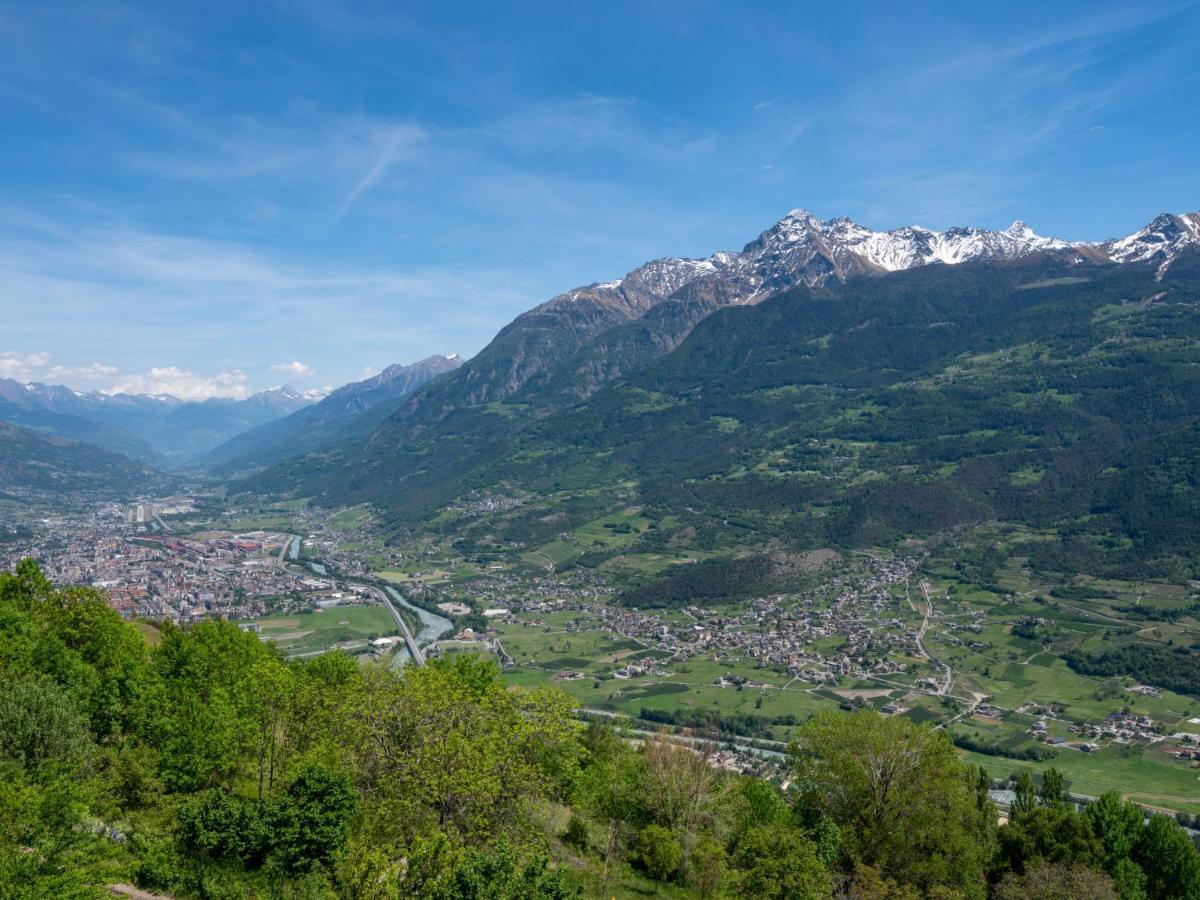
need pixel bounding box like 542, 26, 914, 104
788, 709, 986, 897
641, 737, 735, 839
1134, 814, 1200, 900
352, 655, 580, 845
996, 804, 1101, 875
639, 823, 682, 888
993, 860, 1118, 899
1085, 792, 1148, 897
1038, 767, 1068, 808
734, 824, 830, 900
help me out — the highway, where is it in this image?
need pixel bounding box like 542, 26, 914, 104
376, 586, 425, 666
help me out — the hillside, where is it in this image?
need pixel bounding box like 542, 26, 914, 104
3, 560, 1196, 898
0, 421, 160, 499
249, 249, 1200, 579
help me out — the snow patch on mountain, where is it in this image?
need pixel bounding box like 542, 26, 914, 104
583, 208, 1200, 315
1105, 212, 1200, 274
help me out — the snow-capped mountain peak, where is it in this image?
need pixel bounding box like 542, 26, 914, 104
525, 208, 1200, 358
1107, 212, 1200, 273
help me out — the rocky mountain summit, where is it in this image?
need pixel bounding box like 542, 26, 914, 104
390, 208, 1200, 417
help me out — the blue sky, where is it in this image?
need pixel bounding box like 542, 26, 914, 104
1, 1, 1197, 398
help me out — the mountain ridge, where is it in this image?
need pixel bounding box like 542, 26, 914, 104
205, 354, 464, 471
322, 208, 1200, 451
0, 420, 161, 498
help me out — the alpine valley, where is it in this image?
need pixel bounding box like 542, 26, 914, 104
9, 207, 1200, 898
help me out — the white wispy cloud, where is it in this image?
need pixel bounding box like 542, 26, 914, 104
0, 351, 52, 380
45, 362, 120, 380
481, 94, 716, 163
337, 125, 426, 219
270, 360, 316, 378
105, 366, 251, 400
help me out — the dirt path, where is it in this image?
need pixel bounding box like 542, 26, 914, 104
108, 886, 173, 900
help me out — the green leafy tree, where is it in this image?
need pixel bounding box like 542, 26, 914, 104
687, 832, 727, 898
1110, 858, 1149, 900
639, 823, 682, 887
0, 673, 93, 774
1134, 814, 1200, 900
177, 789, 271, 866
997, 805, 1101, 876
1084, 791, 1148, 897
236, 657, 295, 799
151, 620, 276, 791
734, 824, 830, 900
268, 764, 358, 873
1012, 770, 1037, 816
735, 777, 791, 833
286, 650, 362, 767
352, 657, 579, 844
788, 709, 985, 897
1039, 767, 1067, 808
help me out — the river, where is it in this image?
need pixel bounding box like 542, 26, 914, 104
382, 585, 453, 666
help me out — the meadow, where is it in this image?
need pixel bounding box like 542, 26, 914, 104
241, 604, 399, 657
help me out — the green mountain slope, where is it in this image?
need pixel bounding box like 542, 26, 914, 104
247, 251, 1200, 577
0, 421, 161, 498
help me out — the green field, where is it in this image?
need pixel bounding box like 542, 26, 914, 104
522, 508, 655, 569
242, 604, 399, 657
963, 745, 1200, 814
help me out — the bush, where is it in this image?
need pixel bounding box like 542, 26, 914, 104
562, 814, 589, 851
268, 765, 358, 873
639, 824, 682, 885
177, 790, 270, 866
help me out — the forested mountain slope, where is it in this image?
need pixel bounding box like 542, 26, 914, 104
250, 250, 1200, 579
0, 421, 160, 499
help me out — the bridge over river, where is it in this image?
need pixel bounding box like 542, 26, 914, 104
377, 585, 453, 667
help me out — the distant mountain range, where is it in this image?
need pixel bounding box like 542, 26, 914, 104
204, 355, 464, 471
0, 352, 464, 482
0, 380, 312, 465
243, 207, 1200, 581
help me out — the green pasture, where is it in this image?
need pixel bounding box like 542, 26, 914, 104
243, 604, 399, 657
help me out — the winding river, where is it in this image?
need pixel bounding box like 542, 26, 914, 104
382, 585, 453, 667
